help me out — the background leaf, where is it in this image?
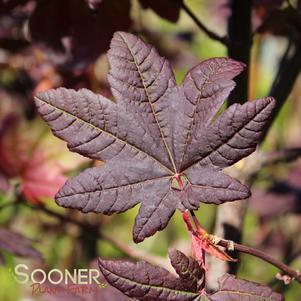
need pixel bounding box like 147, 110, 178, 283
98, 250, 201, 301
210, 274, 284, 301
169, 249, 205, 291
0, 228, 42, 260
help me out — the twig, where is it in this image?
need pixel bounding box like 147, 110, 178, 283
268, 244, 301, 289
190, 210, 301, 284
101, 233, 169, 268
181, 2, 229, 46
262, 148, 301, 166
30, 204, 89, 229
190, 210, 204, 234
25, 203, 167, 268
217, 239, 301, 284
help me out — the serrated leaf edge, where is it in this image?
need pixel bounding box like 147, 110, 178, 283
117, 32, 177, 172
184, 97, 275, 172
98, 259, 200, 299
35, 93, 174, 174
212, 290, 280, 301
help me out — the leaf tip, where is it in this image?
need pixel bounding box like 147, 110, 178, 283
98, 257, 115, 277
266, 96, 276, 108
242, 185, 251, 199
112, 30, 135, 44
168, 248, 177, 258
133, 232, 145, 244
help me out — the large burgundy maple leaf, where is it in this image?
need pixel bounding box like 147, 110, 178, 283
98, 249, 283, 301
34, 32, 275, 243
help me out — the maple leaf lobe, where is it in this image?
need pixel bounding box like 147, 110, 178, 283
34, 31, 276, 243
168, 248, 205, 291
210, 274, 284, 301
98, 250, 202, 301
98, 252, 283, 301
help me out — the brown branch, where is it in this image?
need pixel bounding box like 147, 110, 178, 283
227, 0, 252, 105
190, 210, 301, 284
100, 233, 169, 268
31, 204, 89, 229
181, 2, 229, 46
262, 148, 301, 166
218, 239, 301, 284
26, 203, 167, 268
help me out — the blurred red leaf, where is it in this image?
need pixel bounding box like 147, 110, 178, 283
28, 0, 131, 70
250, 167, 301, 219
139, 0, 183, 22
21, 152, 67, 204
0, 114, 87, 204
